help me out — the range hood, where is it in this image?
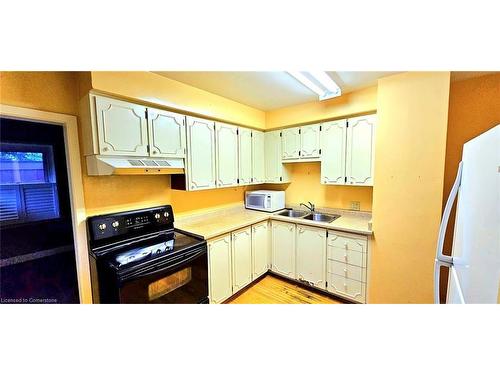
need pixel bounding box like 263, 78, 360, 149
86, 155, 185, 176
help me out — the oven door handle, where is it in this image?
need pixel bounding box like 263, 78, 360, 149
119, 248, 205, 283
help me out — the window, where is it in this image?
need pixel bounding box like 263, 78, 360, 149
0, 143, 60, 224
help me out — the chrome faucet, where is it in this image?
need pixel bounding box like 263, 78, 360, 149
300, 201, 315, 212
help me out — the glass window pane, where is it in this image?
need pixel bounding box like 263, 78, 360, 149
0, 152, 45, 184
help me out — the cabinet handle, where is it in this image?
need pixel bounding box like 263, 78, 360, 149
344, 252, 348, 260
289, 226, 294, 231
344, 268, 348, 274
344, 283, 348, 290
152, 150, 158, 154
102, 147, 109, 152
344, 241, 348, 248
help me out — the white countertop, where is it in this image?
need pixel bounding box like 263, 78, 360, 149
175, 204, 373, 239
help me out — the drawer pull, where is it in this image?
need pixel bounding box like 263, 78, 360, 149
343, 268, 348, 274
344, 252, 348, 260
344, 282, 347, 290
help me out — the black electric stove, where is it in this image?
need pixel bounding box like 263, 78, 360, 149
87, 205, 208, 304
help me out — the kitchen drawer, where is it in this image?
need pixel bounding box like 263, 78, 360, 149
327, 273, 366, 303
328, 231, 367, 253
328, 246, 367, 268
328, 260, 366, 282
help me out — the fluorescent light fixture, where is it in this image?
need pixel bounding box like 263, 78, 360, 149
287, 71, 342, 100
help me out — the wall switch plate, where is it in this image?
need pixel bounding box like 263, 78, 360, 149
350, 201, 360, 211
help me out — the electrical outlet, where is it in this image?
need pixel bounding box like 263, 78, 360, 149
350, 201, 360, 211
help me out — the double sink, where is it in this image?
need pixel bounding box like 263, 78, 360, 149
275, 208, 340, 223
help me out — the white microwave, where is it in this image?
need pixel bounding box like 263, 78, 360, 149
245, 190, 285, 212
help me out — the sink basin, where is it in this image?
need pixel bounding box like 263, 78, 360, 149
302, 213, 340, 223
276, 209, 308, 218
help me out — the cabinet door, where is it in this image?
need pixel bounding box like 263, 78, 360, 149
147, 108, 186, 158
252, 130, 265, 184
271, 221, 296, 279
296, 225, 327, 289
281, 128, 300, 159
238, 127, 253, 185
300, 124, 321, 159
215, 122, 239, 188
208, 234, 232, 304
346, 115, 375, 186
252, 221, 269, 279
186, 116, 216, 191
321, 120, 347, 185
95, 96, 148, 156
232, 227, 253, 293
265, 131, 282, 182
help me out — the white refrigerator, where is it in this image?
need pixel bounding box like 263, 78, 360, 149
435, 125, 500, 303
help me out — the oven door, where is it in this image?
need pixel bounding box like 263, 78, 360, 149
112, 247, 208, 304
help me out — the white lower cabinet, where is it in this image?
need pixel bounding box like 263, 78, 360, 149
208, 222, 271, 303
271, 220, 296, 279
231, 227, 253, 293
296, 225, 327, 289
326, 230, 368, 303
327, 274, 366, 303
328, 261, 366, 283
208, 221, 369, 304
208, 234, 233, 304
252, 221, 270, 279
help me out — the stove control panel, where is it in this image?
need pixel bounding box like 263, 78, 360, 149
88, 205, 174, 242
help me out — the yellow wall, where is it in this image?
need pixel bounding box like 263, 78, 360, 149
90, 71, 266, 129
0, 71, 79, 115
266, 86, 377, 129
442, 73, 500, 253
262, 162, 373, 211
370, 72, 451, 303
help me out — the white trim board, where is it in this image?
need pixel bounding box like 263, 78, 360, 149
0, 104, 92, 304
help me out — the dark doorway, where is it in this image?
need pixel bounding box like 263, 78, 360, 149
0, 117, 79, 303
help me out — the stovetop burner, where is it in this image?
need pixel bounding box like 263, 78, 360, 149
109, 231, 203, 268
115, 240, 172, 266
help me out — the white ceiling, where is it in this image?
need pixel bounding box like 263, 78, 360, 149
154, 71, 399, 111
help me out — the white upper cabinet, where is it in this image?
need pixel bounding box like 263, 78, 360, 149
231, 227, 253, 293
300, 124, 321, 159
238, 127, 253, 185
186, 116, 216, 191
271, 220, 296, 279
265, 131, 289, 183
208, 234, 233, 304
346, 115, 376, 186
252, 221, 269, 279
215, 122, 239, 188
321, 120, 347, 185
147, 108, 186, 158
95, 96, 148, 156
296, 225, 327, 289
251, 130, 265, 184
281, 128, 301, 160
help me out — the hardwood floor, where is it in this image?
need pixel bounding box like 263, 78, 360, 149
227, 274, 343, 304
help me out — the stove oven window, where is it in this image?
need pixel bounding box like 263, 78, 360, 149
148, 267, 192, 301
